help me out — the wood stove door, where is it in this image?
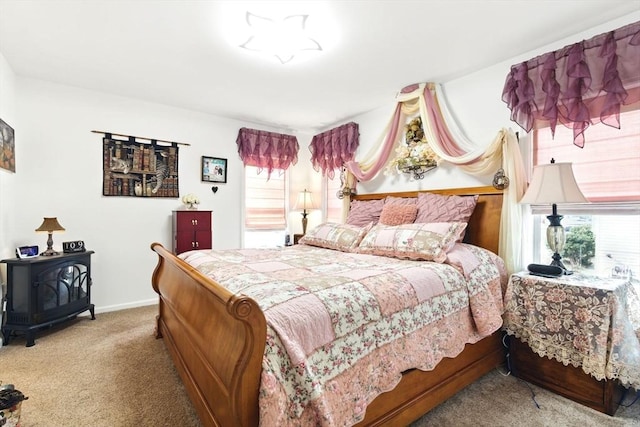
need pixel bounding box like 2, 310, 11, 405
33, 256, 92, 325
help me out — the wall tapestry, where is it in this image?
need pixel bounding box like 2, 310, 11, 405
0, 117, 15, 172
102, 135, 179, 197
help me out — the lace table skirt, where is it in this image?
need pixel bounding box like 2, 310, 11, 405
503, 272, 640, 390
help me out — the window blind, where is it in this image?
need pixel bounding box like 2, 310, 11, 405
245, 166, 286, 230
533, 107, 640, 207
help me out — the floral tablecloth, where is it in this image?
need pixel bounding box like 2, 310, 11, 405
503, 272, 640, 390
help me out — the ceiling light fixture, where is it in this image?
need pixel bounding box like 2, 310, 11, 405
239, 12, 322, 64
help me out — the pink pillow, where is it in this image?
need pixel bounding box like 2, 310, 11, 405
357, 222, 468, 263
415, 192, 479, 224
346, 199, 384, 227
379, 204, 418, 226
384, 196, 417, 206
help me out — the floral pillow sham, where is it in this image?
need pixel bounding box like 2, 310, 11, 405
357, 222, 467, 263
299, 222, 372, 252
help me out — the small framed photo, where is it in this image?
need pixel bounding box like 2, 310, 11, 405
202, 156, 227, 183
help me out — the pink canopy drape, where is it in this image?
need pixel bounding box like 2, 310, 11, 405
502, 20, 640, 148
344, 104, 403, 181
341, 82, 526, 274
309, 122, 359, 179
343, 83, 493, 181
236, 127, 299, 178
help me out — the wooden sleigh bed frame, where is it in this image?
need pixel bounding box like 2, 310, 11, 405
151, 186, 505, 427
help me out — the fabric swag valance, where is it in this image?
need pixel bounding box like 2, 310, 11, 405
236, 127, 299, 178
309, 121, 359, 179
502, 20, 640, 148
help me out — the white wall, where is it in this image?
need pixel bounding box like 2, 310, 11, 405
0, 52, 17, 262
10, 77, 305, 313
0, 51, 18, 347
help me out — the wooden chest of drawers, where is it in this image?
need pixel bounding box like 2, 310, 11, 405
172, 210, 212, 254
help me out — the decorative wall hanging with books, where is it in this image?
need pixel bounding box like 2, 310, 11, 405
93, 130, 189, 198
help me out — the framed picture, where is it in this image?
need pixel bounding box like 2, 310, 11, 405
202, 156, 227, 183
0, 117, 16, 172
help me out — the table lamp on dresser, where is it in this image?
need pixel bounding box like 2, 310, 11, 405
520, 159, 587, 274
293, 189, 318, 235
35, 217, 66, 256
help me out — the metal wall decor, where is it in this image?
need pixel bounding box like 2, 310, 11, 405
386, 116, 439, 180
492, 168, 510, 190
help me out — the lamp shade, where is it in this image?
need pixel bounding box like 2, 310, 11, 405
293, 189, 318, 212
35, 217, 65, 233
520, 162, 587, 204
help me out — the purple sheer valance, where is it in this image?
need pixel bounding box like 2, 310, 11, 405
502, 20, 640, 148
309, 122, 359, 179
236, 127, 299, 177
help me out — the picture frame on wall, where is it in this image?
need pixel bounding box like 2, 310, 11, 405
202, 156, 227, 183
0, 117, 16, 173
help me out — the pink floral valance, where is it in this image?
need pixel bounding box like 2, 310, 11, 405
502, 20, 640, 148
236, 127, 299, 177
309, 122, 359, 179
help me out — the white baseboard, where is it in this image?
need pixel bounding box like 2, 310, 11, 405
86, 298, 158, 315
0, 299, 158, 348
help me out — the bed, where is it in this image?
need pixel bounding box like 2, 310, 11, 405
151, 186, 506, 426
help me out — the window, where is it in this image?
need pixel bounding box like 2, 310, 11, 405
531, 108, 640, 278
244, 166, 287, 248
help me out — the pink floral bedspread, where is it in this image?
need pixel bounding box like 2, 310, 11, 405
180, 243, 507, 426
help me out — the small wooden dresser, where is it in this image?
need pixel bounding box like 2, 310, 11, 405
172, 210, 212, 254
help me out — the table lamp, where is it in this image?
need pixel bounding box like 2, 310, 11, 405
35, 217, 65, 256
293, 189, 318, 235
520, 159, 587, 273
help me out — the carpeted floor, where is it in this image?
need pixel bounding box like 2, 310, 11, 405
1, 305, 638, 426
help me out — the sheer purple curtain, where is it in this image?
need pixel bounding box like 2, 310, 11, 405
309, 122, 359, 179
236, 127, 299, 178
502, 20, 640, 148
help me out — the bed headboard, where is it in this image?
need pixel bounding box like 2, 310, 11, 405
351, 186, 503, 254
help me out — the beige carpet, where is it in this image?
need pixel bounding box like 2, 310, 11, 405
0, 305, 638, 426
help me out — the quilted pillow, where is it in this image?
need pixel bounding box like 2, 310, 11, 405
345, 199, 384, 227
415, 192, 479, 224
357, 222, 467, 263
299, 222, 372, 252
384, 196, 417, 206
378, 204, 418, 226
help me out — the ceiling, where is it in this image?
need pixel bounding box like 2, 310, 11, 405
0, 0, 638, 134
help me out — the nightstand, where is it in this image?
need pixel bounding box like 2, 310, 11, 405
293, 233, 304, 245
503, 272, 640, 415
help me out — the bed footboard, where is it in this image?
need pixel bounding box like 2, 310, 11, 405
151, 243, 266, 427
